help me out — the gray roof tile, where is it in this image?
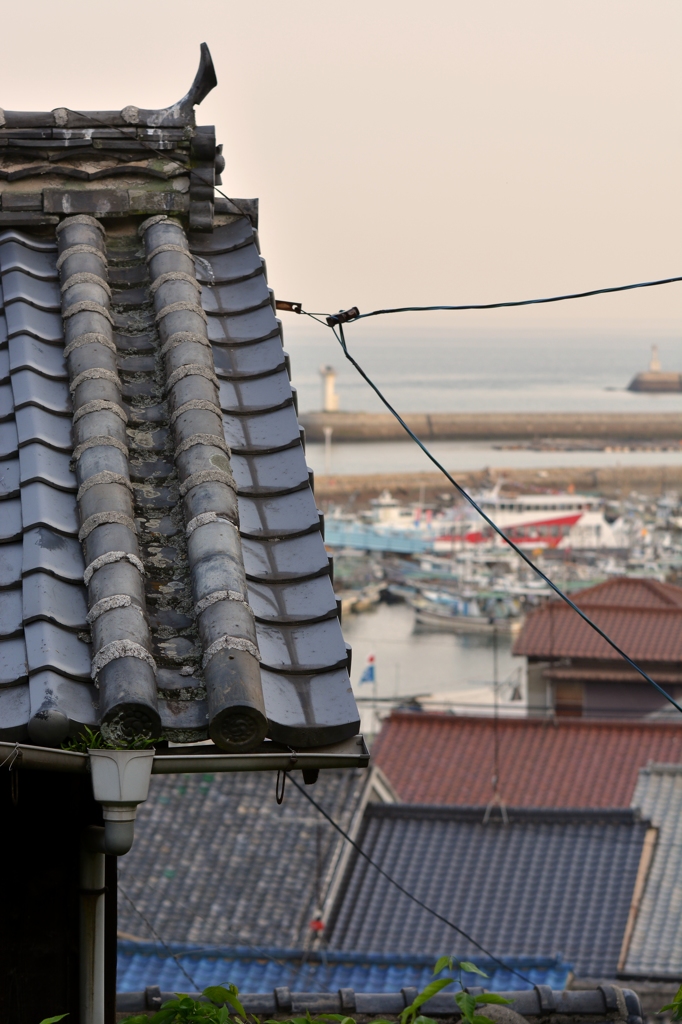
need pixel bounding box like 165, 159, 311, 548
0, 420, 18, 457
262, 668, 360, 747
15, 406, 72, 450
248, 578, 338, 622
20, 482, 79, 534
24, 620, 91, 678
22, 572, 88, 629
19, 444, 75, 490
0, 382, 14, 419
241, 532, 330, 581
8, 335, 68, 378
0, 681, 30, 739
22, 528, 84, 581
10, 369, 72, 413
223, 406, 301, 452
0, 588, 23, 636
238, 490, 321, 537
0, 498, 22, 541
0, 542, 22, 587
203, 276, 271, 316
117, 767, 371, 946
212, 336, 285, 378
206, 306, 280, 344
327, 806, 650, 978
257, 619, 348, 673
0, 635, 28, 684
4, 302, 63, 342
203, 244, 263, 283
0, 239, 57, 277
0, 93, 359, 752
219, 370, 293, 412
0, 457, 20, 498
231, 447, 310, 495
625, 765, 682, 976
1, 271, 61, 310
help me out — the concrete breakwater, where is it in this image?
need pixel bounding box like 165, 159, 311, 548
300, 411, 682, 442
314, 464, 682, 505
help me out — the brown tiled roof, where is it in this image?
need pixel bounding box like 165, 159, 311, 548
371, 712, 682, 806
513, 577, 682, 661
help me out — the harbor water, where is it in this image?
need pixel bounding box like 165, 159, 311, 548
343, 602, 526, 733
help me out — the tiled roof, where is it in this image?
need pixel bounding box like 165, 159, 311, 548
513, 577, 682, 662
624, 764, 682, 977
326, 805, 650, 977
116, 942, 572, 995
0, 46, 358, 751
117, 767, 375, 947
372, 713, 682, 806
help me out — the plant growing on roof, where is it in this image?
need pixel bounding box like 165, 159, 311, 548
118, 959, 512, 1024
660, 985, 682, 1020
399, 957, 512, 1024
60, 725, 160, 753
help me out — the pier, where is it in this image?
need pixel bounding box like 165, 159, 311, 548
301, 411, 682, 443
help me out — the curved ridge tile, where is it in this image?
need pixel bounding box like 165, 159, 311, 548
143, 214, 266, 753
58, 214, 160, 745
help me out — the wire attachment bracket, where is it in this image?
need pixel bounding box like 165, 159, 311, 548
326, 307, 360, 326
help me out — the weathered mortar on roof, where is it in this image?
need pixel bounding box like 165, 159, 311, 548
0, 44, 360, 749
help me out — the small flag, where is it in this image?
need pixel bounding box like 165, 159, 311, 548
359, 654, 375, 685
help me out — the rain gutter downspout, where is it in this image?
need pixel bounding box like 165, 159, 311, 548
81, 749, 155, 1024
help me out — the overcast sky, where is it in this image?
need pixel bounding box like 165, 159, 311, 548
2, 1, 681, 334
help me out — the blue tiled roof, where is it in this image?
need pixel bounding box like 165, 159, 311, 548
117, 941, 572, 995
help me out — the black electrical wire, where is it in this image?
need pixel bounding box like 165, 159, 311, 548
326, 276, 682, 322
300, 311, 682, 716
288, 774, 532, 985
119, 883, 200, 992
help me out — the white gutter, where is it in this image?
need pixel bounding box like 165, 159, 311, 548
0, 734, 369, 775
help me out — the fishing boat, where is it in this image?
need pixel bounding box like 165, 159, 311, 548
408, 589, 524, 635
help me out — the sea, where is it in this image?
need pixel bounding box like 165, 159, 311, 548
281, 321, 682, 476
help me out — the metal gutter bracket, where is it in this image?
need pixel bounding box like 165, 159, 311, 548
88, 748, 155, 856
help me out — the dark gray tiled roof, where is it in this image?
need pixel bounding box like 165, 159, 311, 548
117, 767, 370, 947
0, 47, 358, 752
624, 764, 682, 977
326, 805, 650, 978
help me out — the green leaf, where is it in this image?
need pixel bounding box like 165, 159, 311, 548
39, 1017, 70, 1024
433, 956, 453, 976
414, 1017, 440, 1024
459, 962, 489, 978
401, 977, 455, 1024
204, 986, 232, 1005
475, 995, 512, 1006
455, 991, 479, 1024
472, 1015, 497, 1024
